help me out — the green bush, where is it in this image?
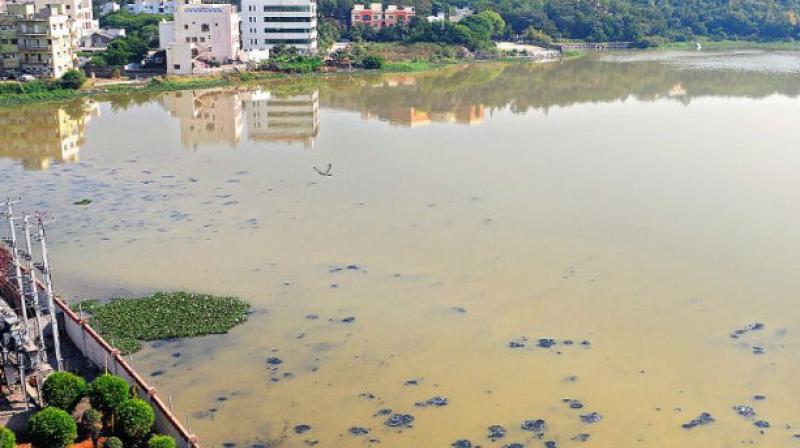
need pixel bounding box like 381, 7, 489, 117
116, 399, 155, 441
59, 69, 87, 90
361, 54, 386, 69
89, 374, 130, 414
42, 371, 88, 411
0, 427, 15, 448
104, 436, 124, 448
148, 435, 177, 448
26, 407, 78, 448
81, 408, 103, 441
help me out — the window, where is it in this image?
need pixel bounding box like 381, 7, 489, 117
174, 64, 180, 69
184, 24, 188, 29
262, 5, 309, 11
263, 16, 312, 22
201, 23, 209, 32
264, 27, 309, 33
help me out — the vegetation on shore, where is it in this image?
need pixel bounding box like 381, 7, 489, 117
1, 371, 179, 447
75, 291, 250, 354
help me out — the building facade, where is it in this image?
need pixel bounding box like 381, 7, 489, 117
126, 0, 184, 15
0, 3, 76, 77
159, 0, 241, 75
241, 0, 317, 53
34, 0, 97, 40
351, 3, 414, 29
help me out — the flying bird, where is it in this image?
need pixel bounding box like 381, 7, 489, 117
313, 163, 333, 177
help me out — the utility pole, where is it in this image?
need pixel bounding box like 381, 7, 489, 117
23, 215, 47, 365
4, 198, 28, 325
37, 216, 62, 372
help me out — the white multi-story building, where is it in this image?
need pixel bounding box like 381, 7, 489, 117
34, 0, 98, 40
126, 0, 190, 15
159, 0, 241, 74
241, 0, 317, 54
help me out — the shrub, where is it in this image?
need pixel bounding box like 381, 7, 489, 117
26, 407, 78, 448
42, 371, 88, 411
0, 427, 15, 448
89, 374, 130, 414
59, 69, 87, 90
148, 435, 177, 448
81, 408, 103, 441
361, 54, 385, 69
111, 67, 122, 78
116, 399, 155, 441
103, 436, 124, 448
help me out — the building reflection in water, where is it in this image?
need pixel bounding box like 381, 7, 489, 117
0, 99, 100, 170
242, 89, 320, 148
159, 89, 244, 150
357, 75, 486, 128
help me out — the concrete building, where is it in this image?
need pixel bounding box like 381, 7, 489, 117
0, 3, 76, 77
426, 6, 472, 23
159, 0, 241, 75
81, 26, 123, 49
241, 0, 316, 53
34, 0, 98, 40
126, 0, 191, 15
351, 3, 414, 29
98, 0, 119, 16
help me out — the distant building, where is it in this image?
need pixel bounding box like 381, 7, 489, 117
98, 1, 119, 16
426, 6, 471, 23
159, 0, 241, 75
0, 3, 77, 77
81, 27, 124, 48
351, 3, 414, 29
241, 0, 317, 54
126, 0, 193, 15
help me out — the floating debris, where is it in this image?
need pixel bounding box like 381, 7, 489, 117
374, 408, 392, 416
341, 316, 356, 323
754, 420, 770, 429
537, 338, 557, 348
349, 427, 370, 435
266, 357, 283, 365
415, 396, 448, 407
487, 425, 507, 440
753, 395, 766, 401
733, 405, 756, 418
730, 322, 765, 339
544, 442, 557, 448
682, 412, 714, 429
404, 379, 421, 386
571, 433, 590, 442
385, 414, 414, 428
73, 198, 93, 206
563, 398, 584, 409
451, 441, 472, 448
752, 346, 766, 355
580, 412, 603, 424
521, 419, 546, 433
294, 425, 311, 434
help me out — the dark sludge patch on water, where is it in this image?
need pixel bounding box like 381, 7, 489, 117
487, 424, 506, 440
415, 396, 448, 407
349, 426, 369, 435
563, 398, 584, 409
521, 419, 546, 433
733, 405, 756, 418
730, 322, 765, 339
385, 413, 414, 428
682, 412, 714, 429
580, 412, 603, 424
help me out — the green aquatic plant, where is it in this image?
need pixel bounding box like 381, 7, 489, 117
75, 292, 250, 354
73, 199, 93, 206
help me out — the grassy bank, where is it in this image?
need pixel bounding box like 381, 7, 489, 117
658, 39, 800, 50
75, 292, 250, 354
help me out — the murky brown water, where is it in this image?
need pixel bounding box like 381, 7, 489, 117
3, 50, 800, 447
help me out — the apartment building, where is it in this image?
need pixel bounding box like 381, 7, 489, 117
126, 0, 194, 15
159, 0, 241, 74
241, 0, 317, 53
243, 88, 319, 147
351, 3, 415, 29
34, 0, 98, 40
0, 3, 76, 77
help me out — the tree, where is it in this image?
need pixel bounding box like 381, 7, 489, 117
524, 26, 553, 45
81, 408, 103, 448
361, 54, 386, 69
88, 374, 130, 415
42, 372, 88, 411
148, 435, 177, 448
26, 407, 78, 448
0, 427, 15, 448
103, 437, 124, 448
58, 69, 87, 90
116, 399, 155, 442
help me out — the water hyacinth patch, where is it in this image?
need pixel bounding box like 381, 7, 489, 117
74, 292, 250, 354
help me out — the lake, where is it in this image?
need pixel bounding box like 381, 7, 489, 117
3, 50, 800, 447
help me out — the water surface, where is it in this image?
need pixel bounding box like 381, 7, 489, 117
3, 51, 800, 447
